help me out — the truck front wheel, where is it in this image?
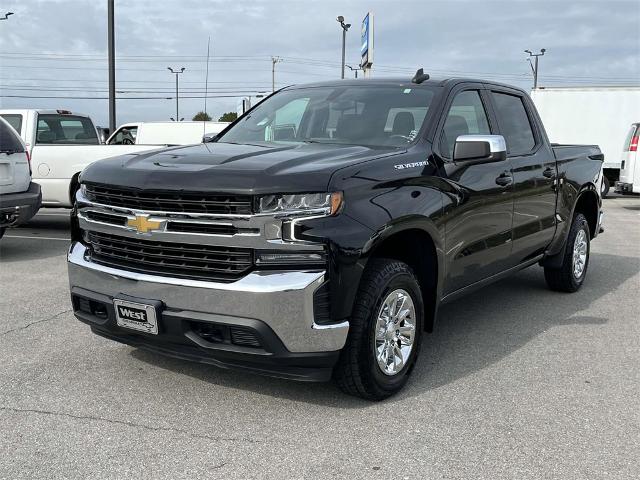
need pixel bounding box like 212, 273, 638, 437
333, 258, 424, 400
544, 213, 591, 292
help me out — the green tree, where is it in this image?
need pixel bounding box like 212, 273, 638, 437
218, 111, 238, 122
192, 111, 212, 121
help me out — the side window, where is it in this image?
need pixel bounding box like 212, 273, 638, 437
109, 126, 137, 145
0, 120, 24, 153
439, 90, 491, 158
491, 92, 536, 155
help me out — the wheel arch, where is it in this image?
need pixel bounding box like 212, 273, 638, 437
69, 172, 81, 205
359, 217, 444, 332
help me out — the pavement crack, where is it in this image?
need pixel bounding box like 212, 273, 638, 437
0, 308, 72, 336
0, 405, 260, 446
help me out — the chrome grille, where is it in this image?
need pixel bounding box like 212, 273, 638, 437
85, 231, 253, 282
84, 184, 253, 215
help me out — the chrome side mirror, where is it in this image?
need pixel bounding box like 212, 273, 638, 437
453, 134, 507, 163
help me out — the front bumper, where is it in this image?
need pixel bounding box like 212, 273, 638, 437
67, 242, 349, 381
0, 182, 42, 228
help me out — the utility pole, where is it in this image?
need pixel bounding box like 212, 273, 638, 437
107, 0, 116, 132
524, 49, 546, 89
204, 36, 211, 117
271, 56, 281, 92
337, 16, 351, 79
167, 67, 185, 121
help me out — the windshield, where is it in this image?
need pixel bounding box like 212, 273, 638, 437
218, 84, 439, 148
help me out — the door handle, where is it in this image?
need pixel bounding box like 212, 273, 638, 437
543, 167, 556, 179
495, 172, 513, 187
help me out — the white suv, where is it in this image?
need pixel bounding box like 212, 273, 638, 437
0, 117, 41, 239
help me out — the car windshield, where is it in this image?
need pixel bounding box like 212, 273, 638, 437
217, 84, 439, 148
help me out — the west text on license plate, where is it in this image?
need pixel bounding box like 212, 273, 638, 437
113, 299, 159, 334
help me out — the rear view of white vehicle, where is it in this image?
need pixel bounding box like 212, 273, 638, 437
616, 123, 639, 194
0, 117, 41, 239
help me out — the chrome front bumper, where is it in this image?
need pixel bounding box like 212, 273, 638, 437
67, 242, 349, 353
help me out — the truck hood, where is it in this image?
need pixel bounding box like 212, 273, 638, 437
80, 142, 402, 194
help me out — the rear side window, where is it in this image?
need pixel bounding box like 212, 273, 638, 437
0, 120, 25, 153
36, 114, 99, 145
492, 92, 536, 155
0, 114, 23, 135
439, 90, 491, 158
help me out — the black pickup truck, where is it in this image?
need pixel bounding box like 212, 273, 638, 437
68, 73, 604, 400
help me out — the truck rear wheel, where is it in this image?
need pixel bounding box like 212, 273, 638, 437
333, 258, 424, 400
544, 213, 590, 292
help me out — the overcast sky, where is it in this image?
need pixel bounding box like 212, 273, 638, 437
0, 0, 638, 126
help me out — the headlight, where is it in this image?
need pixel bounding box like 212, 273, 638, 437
80, 183, 87, 196
258, 192, 343, 215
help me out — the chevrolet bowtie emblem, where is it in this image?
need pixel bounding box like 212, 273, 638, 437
127, 215, 162, 233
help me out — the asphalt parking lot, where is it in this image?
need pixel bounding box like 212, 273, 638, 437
1, 196, 639, 479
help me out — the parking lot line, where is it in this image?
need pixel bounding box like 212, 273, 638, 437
3, 234, 70, 242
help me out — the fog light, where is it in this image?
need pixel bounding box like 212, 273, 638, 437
255, 251, 326, 266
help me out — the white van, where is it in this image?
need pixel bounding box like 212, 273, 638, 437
616, 123, 640, 194
107, 121, 229, 146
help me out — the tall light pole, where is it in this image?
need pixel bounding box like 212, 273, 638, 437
525, 48, 546, 89
0, 11, 14, 20
271, 56, 281, 92
107, 0, 116, 133
167, 67, 185, 121
337, 16, 351, 79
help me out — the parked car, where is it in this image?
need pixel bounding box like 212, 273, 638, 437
68, 74, 604, 400
106, 121, 230, 146
0, 117, 41, 239
616, 122, 639, 194
0, 109, 162, 207
530, 86, 640, 196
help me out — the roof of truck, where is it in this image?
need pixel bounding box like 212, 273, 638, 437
282, 76, 528, 93
0, 108, 92, 117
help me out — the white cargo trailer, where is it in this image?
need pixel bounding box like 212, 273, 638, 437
531, 86, 640, 195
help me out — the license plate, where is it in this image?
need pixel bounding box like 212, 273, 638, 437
114, 299, 158, 334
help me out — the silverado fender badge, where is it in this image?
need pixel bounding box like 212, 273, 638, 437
394, 160, 428, 170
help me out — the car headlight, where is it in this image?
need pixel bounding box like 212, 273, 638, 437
79, 183, 87, 197
257, 192, 343, 215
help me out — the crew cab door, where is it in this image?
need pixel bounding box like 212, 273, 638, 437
435, 86, 515, 295
488, 88, 557, 263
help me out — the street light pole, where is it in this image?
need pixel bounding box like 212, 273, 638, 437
271, 56, 281, 92
337, 16, 351, 79
167, 67, 185, 121
107, 0, 116, 133
524, 48, 546, 89
346, 64, 362, 78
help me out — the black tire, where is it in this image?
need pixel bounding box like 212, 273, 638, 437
333, 258, 424, 400
0, 227, 5, 239
601, 176, 610, 198
544, 213, 590, 292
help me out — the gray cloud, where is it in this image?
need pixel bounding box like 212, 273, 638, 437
0, 0, 637, 126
